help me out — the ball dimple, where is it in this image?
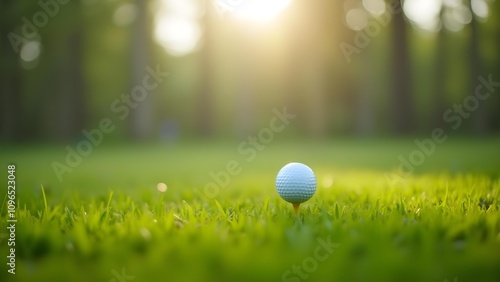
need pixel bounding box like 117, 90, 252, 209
276, 162, 317, 204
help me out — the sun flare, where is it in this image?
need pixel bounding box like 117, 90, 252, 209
218, 0, 292, 22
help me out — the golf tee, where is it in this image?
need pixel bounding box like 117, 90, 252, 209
292, 203, 300, 215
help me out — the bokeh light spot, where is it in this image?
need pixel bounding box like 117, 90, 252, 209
20, 41, 41, 62
157, 182, 168, 192
345, 8, 369, 31
113, 4, 137, 26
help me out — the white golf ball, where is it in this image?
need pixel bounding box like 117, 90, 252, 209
276, 162, 317, 204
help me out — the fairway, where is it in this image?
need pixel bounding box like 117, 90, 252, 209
1, 139, 499, 282
3, 0, 500, 281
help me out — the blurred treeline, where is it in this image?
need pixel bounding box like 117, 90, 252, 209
1, 0, 499, 143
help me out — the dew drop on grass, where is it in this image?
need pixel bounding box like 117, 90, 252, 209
157, 182, 168, 192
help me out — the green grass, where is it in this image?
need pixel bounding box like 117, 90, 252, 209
1, 138, 499, 282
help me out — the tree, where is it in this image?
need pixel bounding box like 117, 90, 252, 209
56, 16, 87, 140
0, 0, 24, 142
129, 0, 153, 140
197, 0, 215, 136
390, 0, 415, 134
432, 6, 448, 130
468, 0, 488, 134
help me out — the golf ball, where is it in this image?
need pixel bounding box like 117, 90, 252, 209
276, 162, 317, 204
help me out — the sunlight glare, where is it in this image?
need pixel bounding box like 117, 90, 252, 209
231, 0, 292, 22
471, 0, 489, 19
155, 16, 201, 57
154, 0, 201, 57
403, 0, 442, 31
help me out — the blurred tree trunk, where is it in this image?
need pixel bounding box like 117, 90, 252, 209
197, 0, 214, 136
130, 0, 153, 140
356, 46, 376, 135
234, 30, 256, 138
303, 2, 328, 137
468, 0, 488, 134
331, 0, 358, 135
284, 0, 330, 136
57, 26, 87, 140
493, 0, 500, 132
432, 8, 447, 129
304, 52, 328, 136
390, 0, 415, 134
0, 0, 23, 142
283, 1, 305, 134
